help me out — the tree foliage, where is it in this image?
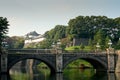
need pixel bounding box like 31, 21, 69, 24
67, 16, 120, 50
36, 39, 52, 49
0, 17, 9, 51
6, 36, 24, 49
24, 16, 120, 50
67, 16, 118, 39
44, 25, 67, 42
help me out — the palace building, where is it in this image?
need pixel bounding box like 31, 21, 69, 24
24, 31, 45, 44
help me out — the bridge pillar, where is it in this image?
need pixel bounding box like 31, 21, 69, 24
1, 53, 8, 74
107, 48, 115, 73
115, 51, 120, 72
56, 53, 63, 73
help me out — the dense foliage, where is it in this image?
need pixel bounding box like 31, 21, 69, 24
67, 16, 120, 40
6, 36, 24, 49
44, 16, 120, 50
0, 17, 9, 52
44, 25, 67, 41
25, 16, 120, 50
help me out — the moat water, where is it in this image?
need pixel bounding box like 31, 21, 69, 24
1, 68, 120, 80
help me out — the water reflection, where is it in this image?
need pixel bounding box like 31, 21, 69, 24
116, 73, 120, 80
108, 73, 116, 80
56, 73, 63, 80
63, 69, 96, 80
1, 68, 120, 80
1, 74, 10, 80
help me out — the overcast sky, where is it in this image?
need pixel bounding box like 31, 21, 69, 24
0, 0, 120, 36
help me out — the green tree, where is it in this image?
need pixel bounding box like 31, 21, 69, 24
7, 36, 24, 49
80, 43, 85, 50
36, 39, 52, 49
67, 16, 109, 39
115, 39, 120, 49
44, 25, 66, 42
94, 29, 106, 49
61, 38, 69, 49
43, 16, 120, 50
88, 38, 94, 50
0, 17, 9, 52
67, 16, 89, 38
105, 36, 110, 48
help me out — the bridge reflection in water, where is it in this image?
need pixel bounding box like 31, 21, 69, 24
1, 70, 120, 80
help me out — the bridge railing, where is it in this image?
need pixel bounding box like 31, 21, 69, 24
63, 50, 107, 54
8, 49, 107, 54
8, 49, 57, 54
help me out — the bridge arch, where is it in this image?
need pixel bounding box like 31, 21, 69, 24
8, 54, 56, 73
63, 55, 108, 71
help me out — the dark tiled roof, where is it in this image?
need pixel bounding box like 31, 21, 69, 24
26, 31, 39, 36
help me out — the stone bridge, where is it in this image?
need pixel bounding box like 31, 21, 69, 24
0, 49, 118, 74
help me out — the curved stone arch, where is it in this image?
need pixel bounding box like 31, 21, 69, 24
8, 55, 56, 73
63, 56, 107, 71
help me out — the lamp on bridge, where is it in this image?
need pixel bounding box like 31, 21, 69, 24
2, 41, 8, 53
52, 42, 55, 49
108, 39, 112, 49
107, 39, 115, 54
96, 42, 100, 52
57, 39, 62, 54
96, 43, 100, 50
56, 39, 61, 48
52, 39, 62, 54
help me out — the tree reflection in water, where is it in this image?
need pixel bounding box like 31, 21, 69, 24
2, 68, 119, 80
116, 73, 120, 80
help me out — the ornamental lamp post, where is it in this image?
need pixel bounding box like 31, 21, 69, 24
52, 42, 55, 48
108, 39, 112, 49
96, 42, 100, 52
107, 39, 115, 54
2, 41, 8, 53
52, 39, 62, 54
56, 39, 62, 54
51, 42, 56, 53
57, 39, 61, 48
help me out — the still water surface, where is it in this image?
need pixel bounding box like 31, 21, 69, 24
1, 68, 120, 80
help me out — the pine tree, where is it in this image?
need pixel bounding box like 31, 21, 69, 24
0, 17, 9, 52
